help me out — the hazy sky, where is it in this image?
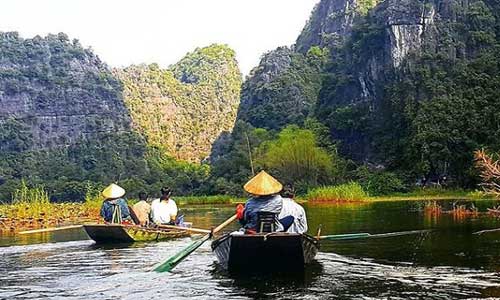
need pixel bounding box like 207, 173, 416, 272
1, 0, 319, 75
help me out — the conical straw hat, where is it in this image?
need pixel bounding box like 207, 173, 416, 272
244, 171, 282, 196
102, 183, 125, 199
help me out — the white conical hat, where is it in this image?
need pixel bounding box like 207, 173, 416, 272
102, 183, 125, 199
243, 170, 282, 196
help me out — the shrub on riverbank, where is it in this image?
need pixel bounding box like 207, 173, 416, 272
368, 187, 494, 201
306, 182, 368, 202
175, 195, 244, 205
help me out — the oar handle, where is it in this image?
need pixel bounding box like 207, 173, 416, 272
18, 225, 84, 235
156, 224, 211, 234
213, 214, 237, 234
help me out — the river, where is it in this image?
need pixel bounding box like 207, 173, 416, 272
1, 200, 500, 299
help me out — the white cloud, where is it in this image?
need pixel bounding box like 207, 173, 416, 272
0, 0, 319, 75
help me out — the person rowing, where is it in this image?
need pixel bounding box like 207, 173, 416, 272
235, 171, 295, 234
100, 183, 133, 224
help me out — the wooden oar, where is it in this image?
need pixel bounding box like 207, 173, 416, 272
319, 229, 431, 241
156, 224, 211, 234
473, 228, 500, 235
18, 225, 84, 235
153, 214, 237, 273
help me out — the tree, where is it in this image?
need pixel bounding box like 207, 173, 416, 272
257, 125, 335, 189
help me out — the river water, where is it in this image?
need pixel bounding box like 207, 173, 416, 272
1, 200, 500, 299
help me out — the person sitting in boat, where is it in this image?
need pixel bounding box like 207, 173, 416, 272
150, 187, 178, 225
236, 171, 294, 233
279, 184, 308, 234
132, 191, 151, 226
100, 183, 132, 224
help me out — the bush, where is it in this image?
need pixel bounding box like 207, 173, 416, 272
258, 125, 335, 187
355, 167, 407, 195
306, 182, 368, 202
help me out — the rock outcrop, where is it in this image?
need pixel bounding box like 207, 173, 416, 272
0, 32, 131, 150
115, 44, 242, 162
236, 47, 326, 130
233, 0, 500, 184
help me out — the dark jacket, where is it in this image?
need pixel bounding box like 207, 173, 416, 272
241, 194, 283, 231
100, 198, 131, 223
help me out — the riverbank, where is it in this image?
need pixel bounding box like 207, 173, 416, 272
368, 190, 497, 202
1, 190, 497, 233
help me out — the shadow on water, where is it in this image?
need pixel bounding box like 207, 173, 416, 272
210, 260, 324, 299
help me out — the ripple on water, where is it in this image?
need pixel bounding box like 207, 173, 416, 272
1, 240, 500, 299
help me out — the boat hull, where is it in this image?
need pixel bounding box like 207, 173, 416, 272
211, 233, 319, 272
83, 224, 190, 243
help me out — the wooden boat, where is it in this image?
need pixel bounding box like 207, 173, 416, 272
83, 224, 192, 243
211, 232, 320, 272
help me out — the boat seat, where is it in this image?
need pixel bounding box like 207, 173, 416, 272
257, 212, 278, 233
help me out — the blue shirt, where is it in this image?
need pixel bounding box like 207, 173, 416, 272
242, 194, 283, 231
100, 198, 131, 223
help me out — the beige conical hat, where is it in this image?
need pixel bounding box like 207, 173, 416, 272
244, 171, 282, 196
102, 183, 125, 199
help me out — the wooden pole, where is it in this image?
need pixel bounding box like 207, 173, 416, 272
156, 224, 211, 234
319, 229, 430, 241
473, 228, 500, 235
18, 225, 84, 235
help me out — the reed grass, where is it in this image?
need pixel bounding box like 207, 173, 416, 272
9, 180, 50, 219
0, 181, 102, 232
175, 195, 244, 205
305, 182, 368, 202
83, 182, 103, 210
369, 188, 495, 201
424, 201, 442, 215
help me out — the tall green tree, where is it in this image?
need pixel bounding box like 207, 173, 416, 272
257, 125, 335, 190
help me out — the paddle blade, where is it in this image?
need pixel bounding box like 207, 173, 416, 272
153, 234, 210, 273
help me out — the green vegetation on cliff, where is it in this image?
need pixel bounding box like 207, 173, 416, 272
317, 0, 500, 187
115, 44, 242, 162
237, 46, 328, 130
0, 34, 238, 201
229, 0, 500, 194
0, 32, 130, 149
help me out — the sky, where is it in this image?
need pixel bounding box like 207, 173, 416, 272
0, 0, 319, 75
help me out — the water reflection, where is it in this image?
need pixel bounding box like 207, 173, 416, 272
1, 200, 500, 299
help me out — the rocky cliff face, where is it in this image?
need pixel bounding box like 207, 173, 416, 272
236, 47, 326, 130
0, 32, 131, 150
296, 0, 380, 54
234, 0, 500, 184
237, 0, 377, 131
115, 44, 242, 162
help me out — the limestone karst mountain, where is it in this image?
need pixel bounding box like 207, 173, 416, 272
115, 44, 242, 162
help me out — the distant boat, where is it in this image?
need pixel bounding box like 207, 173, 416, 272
83, 224, 196, 243
211, 232, 319, 272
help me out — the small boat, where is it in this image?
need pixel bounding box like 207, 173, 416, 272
211, 232, 320, 272
83, 224, 192, 243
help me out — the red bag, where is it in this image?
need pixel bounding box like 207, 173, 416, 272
236, 204, 245, 220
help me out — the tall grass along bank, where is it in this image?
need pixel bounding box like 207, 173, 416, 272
306, 182, 368, 202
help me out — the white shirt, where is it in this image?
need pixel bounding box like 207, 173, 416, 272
279, 198, 308, 234
151, 198, 178, 224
